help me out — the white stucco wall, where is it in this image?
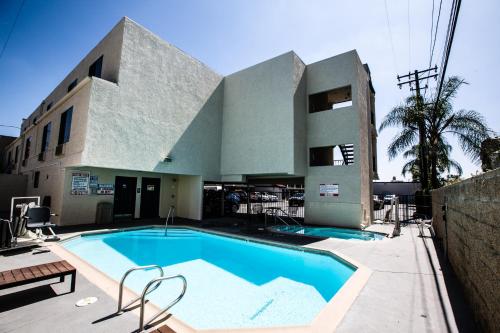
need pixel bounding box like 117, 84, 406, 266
304, 50, 372, 228
221, 51, 304, 177
81, 18, 224, 181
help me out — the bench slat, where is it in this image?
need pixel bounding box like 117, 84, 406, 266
21, 267, 35, 280
29, 266, 44, 278
11, 269, 24, 282
38, 264, 52, 276
46, 263, 61, 275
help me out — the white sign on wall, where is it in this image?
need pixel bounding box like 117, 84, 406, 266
71, 171, 90, 195
319, 183, 339, 197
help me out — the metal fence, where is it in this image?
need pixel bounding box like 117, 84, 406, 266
373, 194, 432, 222
203, 185, 305, 220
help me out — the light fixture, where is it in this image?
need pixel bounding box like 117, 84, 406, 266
163, 156, 173, 163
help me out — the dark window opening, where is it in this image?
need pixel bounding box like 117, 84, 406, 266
47, 102, 53, 111
14, 146, 19, 163
7, 151, 12, 164
67, 79, 78, 92
24, 137, 32, 160
41, 122, 52, 152
309, 85, 352, 113
88, 55, 103, 78
309, 144, 354, 167
34, 171, 40, 188
58, 107, 73, 144
33, 117, 37, 125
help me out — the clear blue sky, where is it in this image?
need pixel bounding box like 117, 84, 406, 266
0, 0, 498, 181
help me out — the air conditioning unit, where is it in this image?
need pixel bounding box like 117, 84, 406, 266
55, 144, 65, 156
38, 152, 45, 161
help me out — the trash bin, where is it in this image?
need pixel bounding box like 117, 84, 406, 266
96, 202, 113, 224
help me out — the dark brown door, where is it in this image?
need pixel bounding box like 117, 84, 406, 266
140, 177, 161, 218
114, 176, 137, 218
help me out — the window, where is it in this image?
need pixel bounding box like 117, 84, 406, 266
24, 136, 32, 160
47, 102, 53, 111
309, 144, 354, 167
58, 107, 73, 144
14, 145, 19, 163
309, 86, 352, 113
310, 146, 333, 166
67, 79, 78, 92
41, 122, 52, 152
33, 117, 37, 125
7, 151, 12, 164
34, 171, 40, 188
88, 55, 103, 78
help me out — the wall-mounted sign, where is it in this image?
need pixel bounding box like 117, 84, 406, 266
89, 175, 98, 188
97, 184, 114, 195
147, 185, 155, 191
319, 184, 339, 197
71, 171, 90, 195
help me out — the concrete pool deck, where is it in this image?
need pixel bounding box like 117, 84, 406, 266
0, 221, 474, 332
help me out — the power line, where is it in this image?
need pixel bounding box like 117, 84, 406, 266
429, 0, 435, 66
407, 0, 412, 69
384, 0, 399, 73
0, 0, 25, 61
429, 0, 444, 67
434, 0, 462, 105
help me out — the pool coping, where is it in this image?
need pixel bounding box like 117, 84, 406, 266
51, 225, 372, 333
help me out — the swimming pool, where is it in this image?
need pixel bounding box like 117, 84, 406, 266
271, 225, 386, 241
63, 227, 355, 329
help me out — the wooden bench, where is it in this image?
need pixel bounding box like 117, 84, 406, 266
0, 260, 76, 293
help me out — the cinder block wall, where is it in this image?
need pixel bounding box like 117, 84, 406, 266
432, 169, 499, 333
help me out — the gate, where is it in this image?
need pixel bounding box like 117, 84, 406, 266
373, 194, 432, 222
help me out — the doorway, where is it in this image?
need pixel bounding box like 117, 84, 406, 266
114, 176, 137, 218
140, 177, 161, 218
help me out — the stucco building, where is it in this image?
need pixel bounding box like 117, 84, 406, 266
1, 17, 377, 228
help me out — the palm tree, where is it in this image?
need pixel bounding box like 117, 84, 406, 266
380, 76, 493, 189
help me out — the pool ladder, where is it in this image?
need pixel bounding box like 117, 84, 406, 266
117, 265, 187, 332
164, 205, 175, 236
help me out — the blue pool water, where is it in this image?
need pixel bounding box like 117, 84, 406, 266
271, 225, 386, 241
63, 228, 355, 329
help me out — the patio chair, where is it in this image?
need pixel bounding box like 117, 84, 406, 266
418, 218, 435, 237
24, 206, 60, 241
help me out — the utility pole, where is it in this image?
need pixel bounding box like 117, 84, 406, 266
397, 66, 438, 191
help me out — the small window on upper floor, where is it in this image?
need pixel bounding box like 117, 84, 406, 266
309, 144, 354, 167
89, 55, 103, 78
24, 136, 32, 160
7, 151, 12, 164
309, 85, 352, 113
67, 79, 78, 92
41, 122, 52, 153
14, 145, 19, 163
34, 171, 40, 188
58, 107, 73, 145
33, 117, 37, 125
47, 102, 53, 111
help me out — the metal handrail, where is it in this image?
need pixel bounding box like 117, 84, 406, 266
164, 206, 175, 236
264, 208, 301, 227
139, 274, 187, 332
117, 265, 164, 313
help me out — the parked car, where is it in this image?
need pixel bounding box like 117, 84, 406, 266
384, 194, 396, 204
225, 192, 241, 214
373, 195, 384, 210
288, 192, 304, 207
250, 192, 261, 202
267, 193, 279, 202
260, 193, 271, 202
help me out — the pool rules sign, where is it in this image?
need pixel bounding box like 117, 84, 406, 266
319, 184, 339, 197
71, 171, 90, 195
